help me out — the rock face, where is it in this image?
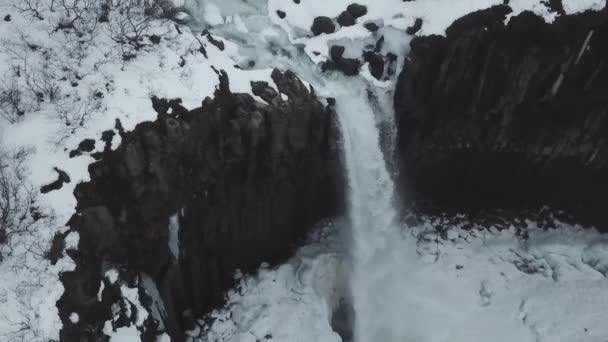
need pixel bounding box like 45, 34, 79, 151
394, 5, 608, 230
57, 69, 344, 341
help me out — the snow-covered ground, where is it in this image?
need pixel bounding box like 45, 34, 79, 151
0, 0, 607, 341
198, 218, 608, 342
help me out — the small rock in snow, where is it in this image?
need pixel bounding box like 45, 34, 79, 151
337, 11, 355, 27
4, 14, 11, 22
311, 16, 335, 36
276, 10, 286, 19
347, 4, 368, 18
407, 18, 423, 35
40, 167, 71, 193
364, 22, 379, 32
78, 138, 96, 152
149, 34, 161, 44
363, 51, 384, 80
330, 45, 345, 62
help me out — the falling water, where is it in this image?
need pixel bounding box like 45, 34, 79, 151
184, 1, 410, 339
334, 85, 405, 342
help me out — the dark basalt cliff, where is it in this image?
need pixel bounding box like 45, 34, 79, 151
395, 5, 608, 230
57, 69, 344, 341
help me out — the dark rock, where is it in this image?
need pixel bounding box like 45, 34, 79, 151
322, 58, 361, 76
101, 130, 115, 154
347, 3, 368, 18
276, 10, 286, 19
47, 231, 67, 265
206, 33, 225, 51
363, 51, 385, 80
199, 44, 208, 58
386, 52, 398, 77
406, 18, 423, 35
58, 69, 344, 341
40, 167, 71, 194
394, 7, 608, 231
149, 34, 161, 44
115, 118, 125, 138
543, 0, 565, 15
4, 14, 10, 22
293, 0, 300, 3
79, 139, 96, 152
311, 16, 335, 35
69, 139, 95, 158
337, 11, 355, 27
251, 81, 278, 103
364, 22, 379, 32
330, 45, 346, 62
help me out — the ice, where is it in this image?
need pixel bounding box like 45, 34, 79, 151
69, 313, 79, 324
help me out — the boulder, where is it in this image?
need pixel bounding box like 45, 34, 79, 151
330, 45, 346, 62
347, 3, 368, 18
311, 16, 335, 35
363, 51, 385, 80
338, 11, 356, 27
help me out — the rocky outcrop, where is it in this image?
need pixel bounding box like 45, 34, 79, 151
394, 5, 608, 231
57, 69, 344, 341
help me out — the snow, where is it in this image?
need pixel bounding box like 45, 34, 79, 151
69, 312, 79, 324
197, 220, 608, 342
168, 214, 180, 259
563, 0, 606, 14
105, 269, 119, 284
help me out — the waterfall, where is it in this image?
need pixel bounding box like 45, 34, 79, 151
334, 85, 405, 342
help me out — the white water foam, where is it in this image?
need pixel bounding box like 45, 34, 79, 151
334, 84, 406, 342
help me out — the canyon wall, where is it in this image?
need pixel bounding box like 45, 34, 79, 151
395, 5, 608, 230
57, 69, 344, 341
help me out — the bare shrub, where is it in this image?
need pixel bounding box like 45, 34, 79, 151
106, 0, 164, 59
14, 0, 46, 21
0, 76, 26, 123
0, 148, 36, 257
55, 90, 103, 132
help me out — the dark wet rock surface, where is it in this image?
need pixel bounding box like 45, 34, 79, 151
394, 5, 608, 231
57, 69, 344, 341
